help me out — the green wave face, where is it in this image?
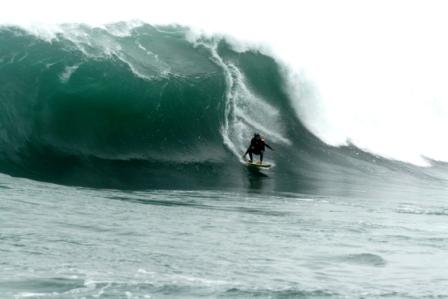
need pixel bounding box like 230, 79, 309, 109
0, 25, 226, 160
0, 23, 432, 191
0, 23, 306, 188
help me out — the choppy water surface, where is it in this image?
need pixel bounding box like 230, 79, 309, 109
1, 173, 447, 298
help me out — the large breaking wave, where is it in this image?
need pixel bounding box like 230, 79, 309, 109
0, 23, 446, 192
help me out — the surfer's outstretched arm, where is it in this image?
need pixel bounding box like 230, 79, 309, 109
265, 143, 273, 150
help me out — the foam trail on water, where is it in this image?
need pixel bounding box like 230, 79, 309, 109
192, 39, 290, 161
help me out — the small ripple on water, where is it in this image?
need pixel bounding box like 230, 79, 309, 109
107, 195, 291, 217
0, 277, 85, 295
335, 253, 387, 267
221, 288, 338, 298
396, 205, 448, 216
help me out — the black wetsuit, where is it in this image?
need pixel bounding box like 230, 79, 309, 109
244, 137, 273, 162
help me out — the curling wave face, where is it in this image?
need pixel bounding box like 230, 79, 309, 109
0, 23, 445, 192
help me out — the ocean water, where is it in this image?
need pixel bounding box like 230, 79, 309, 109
2, 173, 448, 298
1, 23, 448, 298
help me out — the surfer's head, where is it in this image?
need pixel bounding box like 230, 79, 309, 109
254, 133, 261, 138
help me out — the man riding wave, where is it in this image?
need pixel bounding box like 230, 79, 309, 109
243, 133, 273, 163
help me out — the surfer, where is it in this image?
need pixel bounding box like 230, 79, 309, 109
243, 133, 273, 163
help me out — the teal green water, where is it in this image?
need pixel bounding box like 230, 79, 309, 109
1, 23, 448, 298
1, 173, 448, 298
1, 24, 440, 191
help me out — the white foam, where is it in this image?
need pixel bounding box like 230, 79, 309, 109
59, 64, 80, 83
194, 40, 290, 159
